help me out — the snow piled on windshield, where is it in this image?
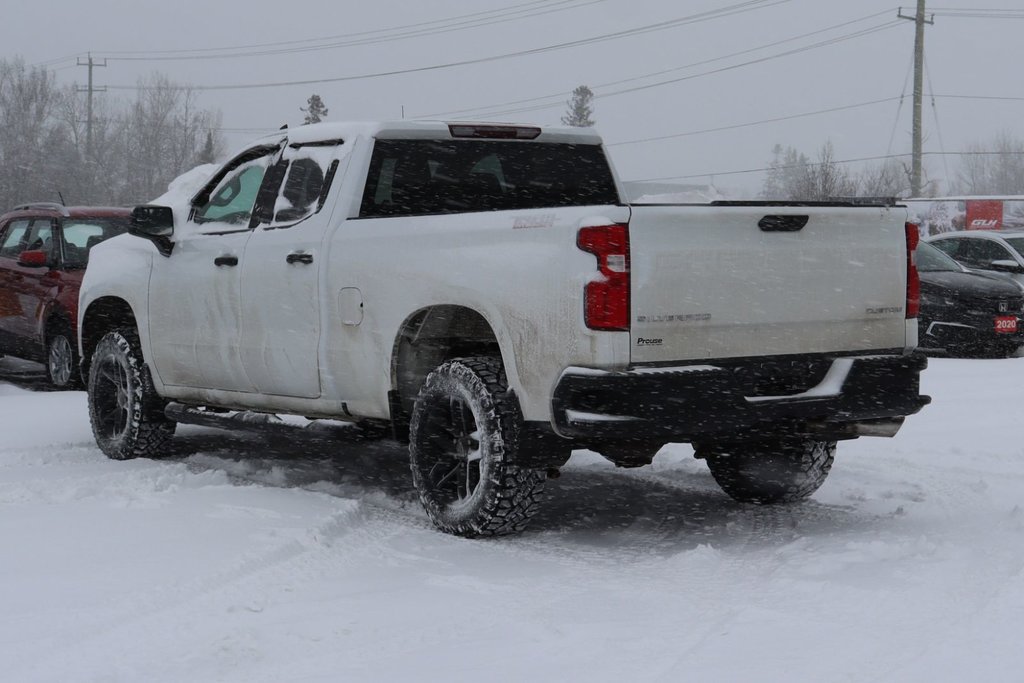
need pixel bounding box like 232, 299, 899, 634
149, 163, 218, 228
151, 163, 218, 206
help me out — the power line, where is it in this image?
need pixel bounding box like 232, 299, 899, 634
101, 0, 556, 56
103, 0, 608, 62
929, 8, 1024, 18
631, 150, 1024, 183
30, 0, 568, 67
931, 94, 1024, 102
450, 20, 905, 120
420, 8, 899, 119
924, 50, 952, 185
103, 0, 791, 92
885, 49, 915, 157
225, 90, 1024, 145
606, 97, 903, 147
933, 13, 1024, 17
33, 51, 89, 68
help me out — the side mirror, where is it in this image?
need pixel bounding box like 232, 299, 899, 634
130, 205, 175, 257
131, 205, 174, 237
17, 250, 48, 268
988, 259, 1024, 274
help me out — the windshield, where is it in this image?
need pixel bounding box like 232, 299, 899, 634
917, 241, 963, 273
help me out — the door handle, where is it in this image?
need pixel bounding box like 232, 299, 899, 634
214, 255, 238, 267
286, 252, 314, 265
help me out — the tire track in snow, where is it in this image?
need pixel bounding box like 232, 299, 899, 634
13, 443, 433, 671
11, 495, 370, 679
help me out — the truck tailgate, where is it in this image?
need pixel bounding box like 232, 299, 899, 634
628, 204, 910, 364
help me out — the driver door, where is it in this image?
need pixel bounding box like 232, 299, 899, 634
0, 218, 56, 349
0, 218, 32, 352
239, 142, 346, 398
148, 143, 283, 393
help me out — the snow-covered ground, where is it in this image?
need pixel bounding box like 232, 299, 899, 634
2, 355, 1023, 682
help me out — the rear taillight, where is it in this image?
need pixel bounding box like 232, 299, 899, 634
577, 224, 630, 331
906, 222, 920, 319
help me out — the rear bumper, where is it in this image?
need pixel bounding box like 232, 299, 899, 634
551, 352, 930, 442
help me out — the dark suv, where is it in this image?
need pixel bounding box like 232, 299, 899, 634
0, 203, 130, 388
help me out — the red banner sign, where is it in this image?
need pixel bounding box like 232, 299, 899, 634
966, 200, 1003, 230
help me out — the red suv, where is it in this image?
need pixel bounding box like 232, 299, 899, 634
0, 203, 130, 388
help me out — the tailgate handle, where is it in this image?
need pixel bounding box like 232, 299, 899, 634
759, 215, 808, 232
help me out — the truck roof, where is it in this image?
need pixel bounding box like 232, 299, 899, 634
254, 120, 604, 148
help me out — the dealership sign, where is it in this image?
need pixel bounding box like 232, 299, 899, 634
965, 199, 1003, 230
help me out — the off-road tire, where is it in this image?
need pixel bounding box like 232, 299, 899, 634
701, 439, 836, 504
88, 328, 175, 460
46, 329, 80, 389
409, 356, 546, 537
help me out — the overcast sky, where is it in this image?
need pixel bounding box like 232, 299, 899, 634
9, 0, 1024, 195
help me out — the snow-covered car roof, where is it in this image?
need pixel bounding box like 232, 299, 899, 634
927, 230, 1024, 240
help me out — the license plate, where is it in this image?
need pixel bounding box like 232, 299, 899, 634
995, 316, 1018, 334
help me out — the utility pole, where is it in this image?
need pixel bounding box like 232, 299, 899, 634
76, 54, 107, 159
898, 2, 934, 197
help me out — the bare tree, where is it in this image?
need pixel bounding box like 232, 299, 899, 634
762, 141, 856, 200
0, 60, 225, 207
804, 141, 858, 199
952, 131, 1024, 195
858, 159, 910, 198
114, 74, 224, 203
0, 58, 63, 207
762, 144, 809, 199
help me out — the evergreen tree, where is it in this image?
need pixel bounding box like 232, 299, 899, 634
197, 130, 216, 164
301, 94, 329, 125
561, 85, 595, 127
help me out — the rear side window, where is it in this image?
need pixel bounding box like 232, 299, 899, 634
257, 142, 344, 229
359, 140, 619, 218
1002, 237, 1024, 258
961, 239, 1013, 266
930, 239, 960, 257
60, 218, 130, 268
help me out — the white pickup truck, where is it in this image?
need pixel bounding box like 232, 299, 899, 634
79, 121, 929, 536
